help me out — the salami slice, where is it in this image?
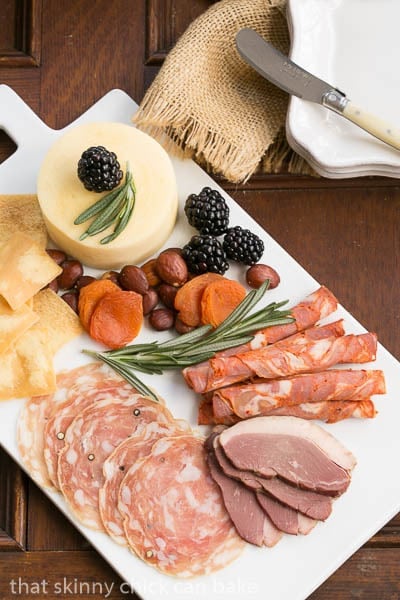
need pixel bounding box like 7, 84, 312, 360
58, 394, 176, 530
44, 363, 137, 489
99, 419, 191, 545
118, 435, 244, 577
17, 369, 81, 489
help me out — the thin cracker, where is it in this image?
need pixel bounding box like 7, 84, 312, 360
0, 232, 62, 310
0, 194, 47, 247
0, 296, 39, 353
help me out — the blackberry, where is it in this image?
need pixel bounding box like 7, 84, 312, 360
182, 235, 229, 275
77, 146, 123, 193
184, 187, 230, 235
223, 226, 264, 265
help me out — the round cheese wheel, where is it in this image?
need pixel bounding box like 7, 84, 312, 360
37, 122, 178, 269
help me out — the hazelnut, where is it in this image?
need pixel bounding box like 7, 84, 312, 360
47, 278, 59, 293
156, 251, 188, 287
118, 265, 149, 295
149, 308, 175, 331
246, 264, 280, 290
75, 275, 97, 291
158, 283, 178, 309
46, 248, 67, 265
142, 288, 159, 315
175, 316, 196, 335
61, 290, 79, 314
101, 271, 120, 286
141, 258, 161, 287
58, 259, 84, 290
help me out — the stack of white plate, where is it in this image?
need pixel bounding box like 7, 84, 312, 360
286, 0, 400, 178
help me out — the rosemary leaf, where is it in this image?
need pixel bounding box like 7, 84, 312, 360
83, 281, 294, 398
75, 162, 136, 245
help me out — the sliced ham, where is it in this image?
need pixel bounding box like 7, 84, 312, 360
211, 369, 385, 420
183, 286, 338, 393
206, 447, 282, 546
118, 435, 245, 576
219, 416, 355, 496
255, 492, 300, 535
202, 330, 377, 393
212, 433, 332, 521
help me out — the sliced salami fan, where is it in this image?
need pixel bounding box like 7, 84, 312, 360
58, 394, 176, 530
99, 419, 191, 545
44, 362, 137, 489
17, 369, 81, 489
118, 435, 245, 577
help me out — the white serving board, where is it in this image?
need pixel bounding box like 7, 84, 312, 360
0, 85, 400, 600
286, 0, 400, 178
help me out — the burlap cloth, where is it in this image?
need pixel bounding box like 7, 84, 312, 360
134, 0, 313, 183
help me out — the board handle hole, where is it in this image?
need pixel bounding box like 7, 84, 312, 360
0, 129, 17, 165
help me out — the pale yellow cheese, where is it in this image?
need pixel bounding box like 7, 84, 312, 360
0, 297, 39, 353
37, 122, 178, 269
0, 232, 62, 310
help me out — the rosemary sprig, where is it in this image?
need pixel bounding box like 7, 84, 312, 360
83, 281, 294, 402
74, 162, 136, 245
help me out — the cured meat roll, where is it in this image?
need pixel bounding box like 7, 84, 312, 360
118, 435, 245, 577
185, 320, 346, 393
183, 286, 338, 393
197, 330, 377, 393
58, 394, 176, 530
210, 369, 385, 420
262, 399, 377, 423
99, 419, 191, 545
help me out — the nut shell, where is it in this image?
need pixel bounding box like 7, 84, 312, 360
246, 264, 280, 290
156, 251, 188, 287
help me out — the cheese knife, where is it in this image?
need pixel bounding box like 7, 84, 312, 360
236, 28, 400, 152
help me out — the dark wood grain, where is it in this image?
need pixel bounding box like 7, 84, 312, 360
0, 1, 399, 598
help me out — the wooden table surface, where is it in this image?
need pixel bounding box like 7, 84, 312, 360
1, 1, 399, 599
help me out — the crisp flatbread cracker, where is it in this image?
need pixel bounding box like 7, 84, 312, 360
32, 288, 83, 354
0, 329, 56, 400
0, 194, 47, 247
0, 232, 61, 310
0, 290, 83, 401
0, 296, 39, 353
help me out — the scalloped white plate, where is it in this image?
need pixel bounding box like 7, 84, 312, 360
0, 85, 400, 600
286, 0, 400, 177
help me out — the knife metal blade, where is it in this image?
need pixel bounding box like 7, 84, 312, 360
235, 28, 400, 152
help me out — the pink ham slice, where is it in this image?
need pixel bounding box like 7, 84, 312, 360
206, 447, 283, 546
118, 435, 245, 576
211, 369, 385, 420
202, 330, 377, 393
99, 419, 191, 545
183, 286, 338, 393
212, 433, 332, 521
44, 363, 138, 489
58, 394, 176, 531
219, 416, 356, 496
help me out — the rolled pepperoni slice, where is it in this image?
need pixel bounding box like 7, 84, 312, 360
44, 363, 137, 489
58, 394, 176, 531
99, 419, 191, 545
118, 435, 245, 577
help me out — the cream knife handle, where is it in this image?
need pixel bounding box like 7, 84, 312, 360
322, 89, 400, 151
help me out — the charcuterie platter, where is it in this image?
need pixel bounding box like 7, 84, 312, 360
1, 84, 400, 600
